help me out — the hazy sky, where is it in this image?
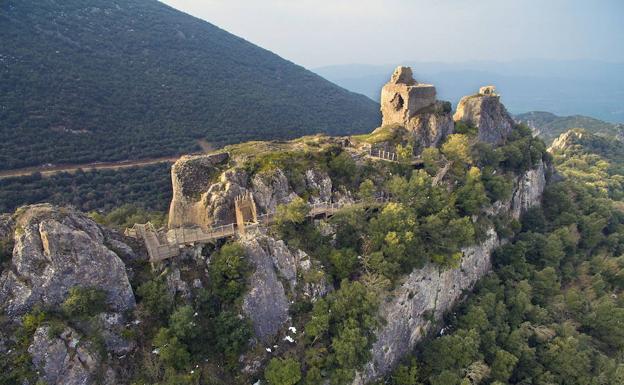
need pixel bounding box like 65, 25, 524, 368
162, 0, 624, 69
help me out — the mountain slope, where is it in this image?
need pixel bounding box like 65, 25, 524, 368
516, 111, 624, 144
0, 0, 379, 170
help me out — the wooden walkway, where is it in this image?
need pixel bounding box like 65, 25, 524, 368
126, 197, 388, 263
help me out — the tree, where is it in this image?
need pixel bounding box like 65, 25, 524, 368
137, 277, 174, 321
329, 248, 359, 281
442, 134, 471, 165
153, 328, 190, 371
168, 305, 198, 342
208, 242, 248, 304
455, 167, 487, 216
358, 179, 375, 201
490, 349, 518, 382
396, 143, 414, 163
264, 357, 302, 385
422, 147, 443, 175
275, 197, 309, 226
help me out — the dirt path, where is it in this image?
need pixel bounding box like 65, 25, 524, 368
0, 156, 179, 180
0, 140, 219, 180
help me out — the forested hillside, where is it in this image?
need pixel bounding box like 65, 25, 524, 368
516, 111, 623, 145
0, 0, 379, 170
377, 129, 624, 385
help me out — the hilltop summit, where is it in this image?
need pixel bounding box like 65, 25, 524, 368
454, 86, 516, 144
377, 66, 453, 150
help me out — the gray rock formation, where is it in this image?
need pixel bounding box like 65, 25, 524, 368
168, 153, 333, 229
241, 234, 292, 342
240, 233, 330, 342
454, 87, 516, 145
379, 66, 454, 150
0, 204, 135, 317
511, 160, 547, 219
29, 326, 102, 385
0, 213, 14, 239
354, 162, 547, 384
168, 152, 231, 228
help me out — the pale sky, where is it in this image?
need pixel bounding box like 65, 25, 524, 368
162, 0, 624, 68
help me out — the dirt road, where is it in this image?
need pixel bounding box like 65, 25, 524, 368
0, 156, 178, 180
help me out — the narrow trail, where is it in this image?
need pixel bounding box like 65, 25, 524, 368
0, 140, 217, 180
0, 156, 178, 180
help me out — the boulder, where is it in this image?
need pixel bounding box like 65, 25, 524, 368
380, 66, 453, 150
29, 326, 102, 385
0, 204, 135, 318
454, 87, 516, 145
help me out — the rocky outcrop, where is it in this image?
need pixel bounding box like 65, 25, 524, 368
0, 213, 14, 239
0, 204, 135, 317
453, 86, 516, 145
168, 153, 333, 229
29, 326, 103, 385
379, 66, 454, 150
240, 233, 329, 343
511, 160, 547, 219
168, 152, 230, 228
355, 162, 547, 384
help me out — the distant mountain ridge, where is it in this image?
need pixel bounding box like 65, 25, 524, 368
0, 0, 379, 170
516, 111, 623, 145
314, 60, 624, 124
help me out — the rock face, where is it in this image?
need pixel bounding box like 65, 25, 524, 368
168, 152, 230, 228
354, 162, 547, 384
29, 326, 102, 385
168, 154, 333, 229
453, 86, 516, 145
357, 229, 500, 382
0, 204, 135, 317
0, 213, 14, 239
511, 160, 547, 219
379, 66, 454, 150
240, 233, 329, 343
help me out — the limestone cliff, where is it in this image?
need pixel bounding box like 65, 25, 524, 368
240, 233, 329, 343
454, 86, 516, 145
379, 66, 454, 150
0, 204, 136, 317
354, 161, 547, 384
168, 152, 231, 228
168, 152, 334, 229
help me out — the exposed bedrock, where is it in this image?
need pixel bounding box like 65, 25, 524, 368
454, 86, 516, 145
168, 153, 334, 229
0, 204, 135, 318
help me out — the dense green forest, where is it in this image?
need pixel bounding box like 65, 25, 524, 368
0, 163, 171, 213
0, 0, 379, 170
375, 131, 624, 385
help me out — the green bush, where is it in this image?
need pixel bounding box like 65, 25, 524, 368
61, 287, 108, 318
264, 357, 302, 385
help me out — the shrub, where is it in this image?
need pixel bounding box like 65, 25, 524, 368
264, 357, 302, 385
61, 287, 108, 318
